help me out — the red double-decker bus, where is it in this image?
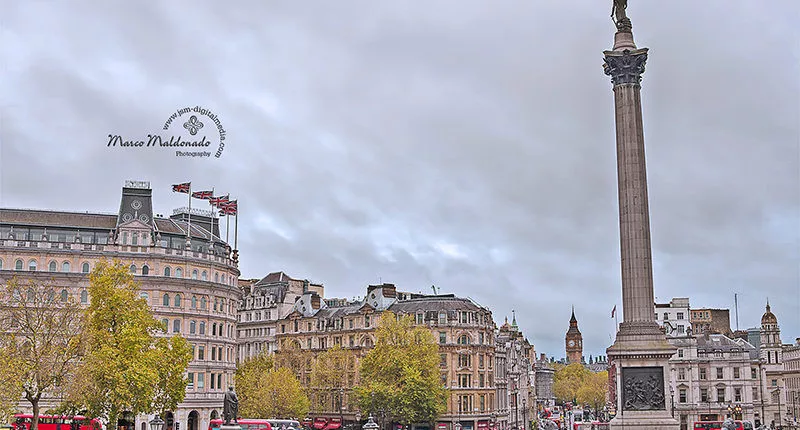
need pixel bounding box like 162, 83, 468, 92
12, 415, 102, 430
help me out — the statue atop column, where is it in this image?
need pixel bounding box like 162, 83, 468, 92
611, 0, 632, 32
223, 386, 239, 425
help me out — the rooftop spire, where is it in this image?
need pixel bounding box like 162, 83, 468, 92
766, 298, 771, 312
512, 310, 518, 328
570, 305, 577, 322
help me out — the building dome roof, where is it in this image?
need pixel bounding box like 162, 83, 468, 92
761, 301, 778, 325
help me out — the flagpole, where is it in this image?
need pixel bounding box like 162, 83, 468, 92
234, 202, 238, 251
226, 213, 230, 244
187, 183, 192, 248
615, 305, 619, 334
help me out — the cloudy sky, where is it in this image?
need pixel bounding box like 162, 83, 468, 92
1, 1, 798, 359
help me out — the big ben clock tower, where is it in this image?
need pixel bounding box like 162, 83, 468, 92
566, 306, 583, 364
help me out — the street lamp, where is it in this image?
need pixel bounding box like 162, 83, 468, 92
522, 399, 527, 430
340, 389, 346, 428
453, 379, 461, 430
149, 416, 165, 430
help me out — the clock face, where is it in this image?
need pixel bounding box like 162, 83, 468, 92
568, 340, 575, 347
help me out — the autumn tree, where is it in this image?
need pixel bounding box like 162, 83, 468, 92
63, 260, 191, 430
354, 312, 447, 425
309, 345, 354, 412
0, 347, 24, 423
553, 363, 591, 404
0, 277, 85, 430
576, 371, 609, 411
236, 352, 310, 419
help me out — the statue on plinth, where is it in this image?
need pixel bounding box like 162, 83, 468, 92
611, 0, 632, 32
223, 386, 239, 425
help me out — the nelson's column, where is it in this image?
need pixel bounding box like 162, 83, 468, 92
603, 1, 679, 429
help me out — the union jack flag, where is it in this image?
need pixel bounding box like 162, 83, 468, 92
209, 194, 230, 207
220, 200, 238, 215
191, 190, 213, 200
171, 182, 190, 193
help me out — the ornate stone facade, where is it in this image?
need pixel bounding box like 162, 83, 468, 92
0, 181, 240, 430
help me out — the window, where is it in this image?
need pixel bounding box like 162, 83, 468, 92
677, 324, 684, 334
479, 373, 485, 388
734, 387, 741, 402
198, 346, 205, 360
202, 271, 207, 281
163, 294, 170, 306
733, 367, 740, 379
752, 387, 758, 401
82, 262, 90, 273
80, 290, 88, 304
131, 234, 138, 246
60, 289, 68, 302
15, 259, 23, 270
142, 265, 149, 275
213, 323, 217, 336
679, 388, 687, 403
438, 312, 447, 324
217, 374, 222, 389
440, 353, 447, 368
479, 332, 484, 344
458, 354, 471, 368
49, 261, 57, 272
678, 349, 684, 358
439, 332, 447, 344
161, 318, 169, 331
458, 374, 471, 388
365, 315, 371, 327
173, 320, 181, 333
197, 373, 204, 388
174, 294, 182, 307
700, 388, 708, 402
458, 334, 470, 345
192, 269, 198, 280
164, 266, 170, 276
663, 312, 669, 320
130, 264, 136, 274
201, 297, 207, 309
677, 312, 684, 320
122, 232, 128, 244
176, 267, 183, 278
140, 292, 149, 302
751, 368, 757, 379
188, 373, 194, 389
211, 348, 216, 361
699, 368, 707, 380
416, 313, 424, 325
28, 260, 37, 271
678, 368, 686, 380
717, 387, 725, 402
479, 354, 485, 368
199, 322, 206, 335
190, 321, 197, 334
215, 273, 219, 283
716, 368, 723, 379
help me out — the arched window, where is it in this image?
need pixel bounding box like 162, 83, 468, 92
173, 320, 181, 333
140, 292, 149, 302
212, 323, 217, 336
192, 296, 197, 308
164, 266, 171, 277
62, 261, 70, 272
215, 273, 219, 283
49, 261, 57, 272
199, 322, 206, 335
192, 269, 198, 280
202, 271, 207, 281
15, 259, 23, 270
82, 262, 90, 273
175, 268, 183, 278
163, 293, 170, 306
28, 260, 37, 271
458, 334, 471, 345
190, 320, 197, 334
174, 294, 182, 307
142, 265, 149, 275
201, 297, 207, 309
130, 264, 136, 274
80, 290, 88, 304
60, 289, 68, 302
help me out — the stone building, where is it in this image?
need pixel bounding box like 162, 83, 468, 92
496, 314, 534, 430
0, 181, 241, 430
533, 354, 555, 413
655, 298, 691, 337
690, 308, 731, 336
565, 308, 583, 364
782, 339, 800, 426
757, 302, 789, 428
271, 283, 500, 430
236, 271, 323, 360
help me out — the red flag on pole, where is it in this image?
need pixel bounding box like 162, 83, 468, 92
172, 182, 191, 193
191, 190, 214, 200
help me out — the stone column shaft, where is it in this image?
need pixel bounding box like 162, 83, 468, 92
613, 81, 655, 324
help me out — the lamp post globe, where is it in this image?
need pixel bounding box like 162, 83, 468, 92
149, 416, 165, 430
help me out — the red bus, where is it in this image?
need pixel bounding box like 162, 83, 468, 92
13, 415, 102, 430
693, 421, 752, 430
208, 419, 272, 430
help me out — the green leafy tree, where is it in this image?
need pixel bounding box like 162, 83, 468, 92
576, 371, 609, 411
0, 277, 85, 430
553, 363, 591, 404
236, 352, 310, 419
354, 312, 447, 425
309, 345, 353, 412
64, 259, 191, 430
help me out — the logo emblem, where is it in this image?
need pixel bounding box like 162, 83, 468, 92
183, 115, 204, 135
